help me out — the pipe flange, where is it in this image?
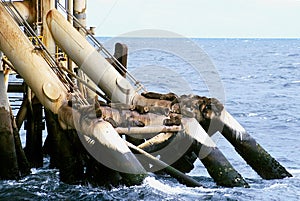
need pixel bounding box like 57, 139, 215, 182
42, 82, 61, 102
116, 77, 131, 95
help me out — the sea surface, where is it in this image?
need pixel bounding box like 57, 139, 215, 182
1, 38, 300, 200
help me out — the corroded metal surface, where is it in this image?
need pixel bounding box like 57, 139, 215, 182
46, 9, 137, 104
0, 4, 68, 114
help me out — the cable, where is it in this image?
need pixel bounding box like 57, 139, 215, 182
96, 0, 119, 31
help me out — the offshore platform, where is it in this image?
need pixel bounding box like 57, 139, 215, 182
0, 0, 292, 188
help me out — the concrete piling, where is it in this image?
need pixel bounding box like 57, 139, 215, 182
24, 97, 44, 168
44, 109, 61, 169
0, 70, 19, 179
44, 109, 84, 184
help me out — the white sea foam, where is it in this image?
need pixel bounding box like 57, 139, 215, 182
31, 168, 38, 174
288, 169, 300, 175
144, 176, 214, 196
267, 183, 288, 190
248, 113, 258, 117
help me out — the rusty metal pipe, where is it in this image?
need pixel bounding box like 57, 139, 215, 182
46, 9, 138, 104
0, 3, 147, 178
218, 109, 292, 179
0, 4, 68, 114
13, 1, 36, 24
57, 103, 147, 175
73, 0, 86, 31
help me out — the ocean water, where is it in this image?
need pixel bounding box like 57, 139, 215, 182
1, 38, 300, 200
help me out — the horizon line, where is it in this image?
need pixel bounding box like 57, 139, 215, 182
94, 35, 300, 39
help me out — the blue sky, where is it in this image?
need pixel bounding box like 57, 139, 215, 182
86, 0, 300, 38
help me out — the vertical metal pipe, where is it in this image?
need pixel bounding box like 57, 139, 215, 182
67, 0, 74, 72
67, 0, 74, 24
73, 0, 98, 102
42, 0, 56, 57
73, 0, 86, 31
113, 43, 128, 78
0, 70, 9, 112
0, 52, 2, 72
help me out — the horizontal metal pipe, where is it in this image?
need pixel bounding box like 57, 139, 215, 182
115, 126, 182, 139
137, 132, 175, 153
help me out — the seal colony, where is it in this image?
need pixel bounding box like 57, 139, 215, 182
0, 0, 292, 188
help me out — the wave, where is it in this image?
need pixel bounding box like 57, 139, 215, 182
144, 176, 205, 195
288, 169, 300, 175
284, 81, 300, 87
278, 65, 297, 69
